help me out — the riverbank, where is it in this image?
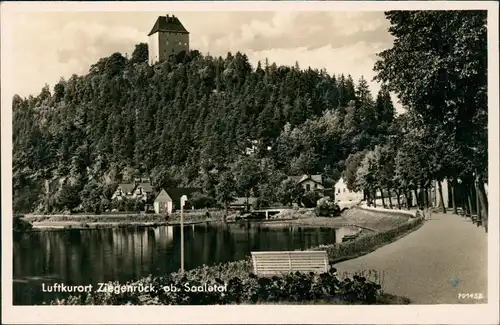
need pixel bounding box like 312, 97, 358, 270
23, 206, 411, 232
259, 207, 411, 232
22, 211, 224, 231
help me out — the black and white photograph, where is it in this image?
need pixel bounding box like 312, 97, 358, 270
1, 1, 499, 324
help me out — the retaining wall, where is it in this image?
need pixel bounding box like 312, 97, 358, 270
357, 205, 421, 218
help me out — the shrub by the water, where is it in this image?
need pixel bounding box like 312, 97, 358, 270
51, 265, 383, 305
315, 199, 341, 217
13, 215, 33, 232
309, 216, 424, 261
302, 191, 322, 208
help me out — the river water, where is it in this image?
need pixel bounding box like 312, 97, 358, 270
13, 221, 359, 305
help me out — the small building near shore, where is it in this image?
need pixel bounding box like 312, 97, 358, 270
153, 189, 173, 214
153, 187, 201, 214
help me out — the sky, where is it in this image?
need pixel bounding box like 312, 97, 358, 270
8, 11, 402, 111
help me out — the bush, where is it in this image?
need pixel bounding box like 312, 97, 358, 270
309, 216, 424, 261
254, 197, 270, 210
190, 192, 216, 209
51, 263, 382, 305
302, 190, 322, 208
13, 215, 33, 232
315, 199, 340, 217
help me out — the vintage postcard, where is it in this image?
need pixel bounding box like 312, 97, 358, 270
1, 1, 499, 324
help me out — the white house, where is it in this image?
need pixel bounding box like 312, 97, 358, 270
334, 177, 363, 202
154, 189, 173, 214
153, 187, 201, 214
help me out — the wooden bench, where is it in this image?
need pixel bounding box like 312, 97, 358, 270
251, 251, 329, 276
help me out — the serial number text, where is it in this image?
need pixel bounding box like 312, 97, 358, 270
458, 293, 484, 300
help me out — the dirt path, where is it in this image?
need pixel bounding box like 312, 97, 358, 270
334, 212, 488, 304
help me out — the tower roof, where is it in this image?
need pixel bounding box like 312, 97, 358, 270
148, 14, 189, 36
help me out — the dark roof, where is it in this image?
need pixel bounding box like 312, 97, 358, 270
305, 174, 323, 184
137, 182, 154, 193
286, 174, 323, 185
163, 188, 201, 204
117, 183, 136, 193
148, 15, 189, 36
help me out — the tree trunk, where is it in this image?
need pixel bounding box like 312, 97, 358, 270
387, 189, 393, 209
379, 188, 386, 208
396, 189, 401, 209
437, 181, 446, 213
475, 173, 488, 233
466, 185, 474, 220
426, 187, 431, 209
450, 178, 457, 214
403, 191, 410, 210
413, 189, 420, 209
422, 187, 428, 209
475, 184, 482, 225
460, 184, 469, 215
373, 189, 377, 208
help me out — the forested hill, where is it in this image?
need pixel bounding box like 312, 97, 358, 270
12, 43, 396, 213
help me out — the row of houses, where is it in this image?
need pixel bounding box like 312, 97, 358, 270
287, 174, 364, 202
109, 174, 364, 214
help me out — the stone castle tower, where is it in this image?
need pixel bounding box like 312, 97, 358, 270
148, 14, 190, 65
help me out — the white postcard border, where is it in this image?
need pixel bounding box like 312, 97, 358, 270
1, 1, 499, 324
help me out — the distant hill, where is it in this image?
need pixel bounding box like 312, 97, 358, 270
12, 44, 394, 213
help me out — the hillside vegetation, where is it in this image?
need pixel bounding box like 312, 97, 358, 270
13, 11, 488, 229
13, 44, 394, 213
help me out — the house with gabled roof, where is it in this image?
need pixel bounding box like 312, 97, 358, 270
111, 177, 154, 202
286, 174, 331, 197
111, 183, 137, 201
153, 189, 173, 214
334, 177, 363, 202
134, 179, 154, 202
153, 187, 201, 214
